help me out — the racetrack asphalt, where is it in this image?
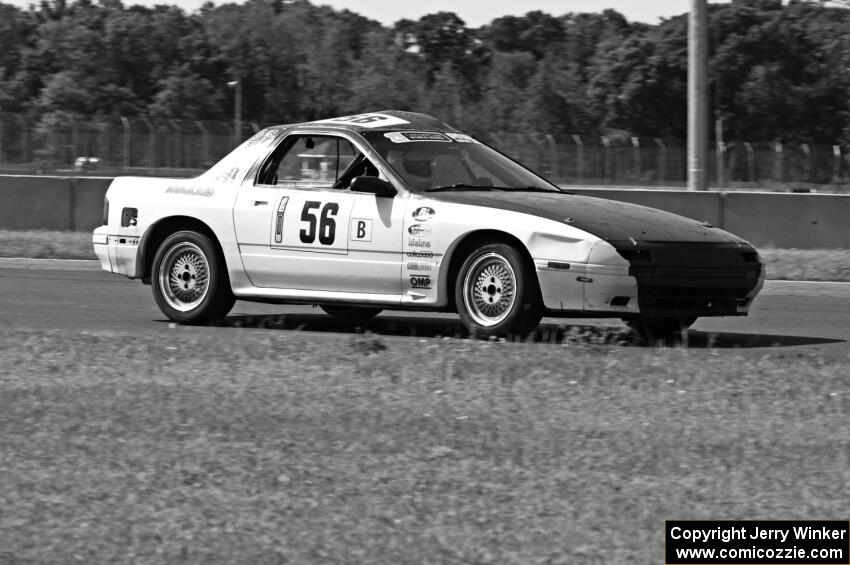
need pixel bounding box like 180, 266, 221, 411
1, 258, 847, 357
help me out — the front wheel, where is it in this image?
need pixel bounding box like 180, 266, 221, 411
455, 243, 542, 337
151, 230, 235, 324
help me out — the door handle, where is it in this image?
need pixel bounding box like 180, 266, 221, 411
253, 200, 268, 206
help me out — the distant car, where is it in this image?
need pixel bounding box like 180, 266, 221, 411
93, 110, 764, 338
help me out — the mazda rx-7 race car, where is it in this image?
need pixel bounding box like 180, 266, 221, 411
93, 110, 764, 338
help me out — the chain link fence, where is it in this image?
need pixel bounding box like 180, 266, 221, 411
1, 112, 848, 190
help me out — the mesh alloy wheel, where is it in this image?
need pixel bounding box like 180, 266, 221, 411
158, 242, 210, 312
455, 242, 541, 337
151, 230, 235, 324
462, 252, 518, 327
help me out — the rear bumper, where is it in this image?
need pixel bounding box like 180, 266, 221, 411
92, 226, 111, 272
92, 225, 140, 278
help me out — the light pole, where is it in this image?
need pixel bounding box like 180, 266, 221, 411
688, 0, 708, 191
227, 79, 242, 147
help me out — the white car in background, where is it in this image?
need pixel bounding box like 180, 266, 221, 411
93, 111, 764, 338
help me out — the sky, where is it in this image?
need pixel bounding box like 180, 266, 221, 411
3, 0, 729, 25
306, 0, 709, 27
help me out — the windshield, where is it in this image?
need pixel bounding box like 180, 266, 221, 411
363, 131, 561, 193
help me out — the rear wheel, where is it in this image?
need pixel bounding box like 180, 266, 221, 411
455, 243, 542, 337
151, 230, 234, 324
625, 316, 697, 342
320, 305, 382, 322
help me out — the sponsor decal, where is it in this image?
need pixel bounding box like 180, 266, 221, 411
409, 275, 432, 289
262, 129, 280, 143
244, 129, 279, 147
406, 261, 432, 272
406, 250, 434, 259
407, 224, 432, 236
165, 185, 215, 197
310, 113, 410, 129
273, 196, 290, 244
446, 133, 480, 144
223, 166, 242, 182
407, 237, 432, 249
350, 218, 373, 242
412, 207, 435, 222
384, 131, 451, 143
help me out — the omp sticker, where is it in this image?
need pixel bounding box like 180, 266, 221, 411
350, 218, 373, 242
409, 275, 432, 289
384, 131, 451, 143
446, 133, 480, 143
311, 113, 410, 129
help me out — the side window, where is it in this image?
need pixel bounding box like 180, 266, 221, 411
257, 135, 359, 188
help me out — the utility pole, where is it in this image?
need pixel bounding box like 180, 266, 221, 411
227, 79, 242, 147
688, 0, 708, 191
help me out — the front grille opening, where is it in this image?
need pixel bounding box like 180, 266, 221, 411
638, 285, 753, 314
610, 296, 631, 307
618, 249, 653, 262
741, 252, 758, 263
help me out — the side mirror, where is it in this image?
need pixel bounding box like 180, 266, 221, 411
350, 176, 397, 197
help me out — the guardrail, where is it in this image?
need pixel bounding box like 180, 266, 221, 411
1, 176, 848, 249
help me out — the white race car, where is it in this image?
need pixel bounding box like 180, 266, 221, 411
93, 111, 764, 338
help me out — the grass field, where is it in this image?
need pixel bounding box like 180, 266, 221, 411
1, 229, 849, 281
1, 328, 848, 563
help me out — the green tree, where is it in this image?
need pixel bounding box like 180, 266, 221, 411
349, 29, 422, 112
486, 10, 566, 59
148, 67, 224, 119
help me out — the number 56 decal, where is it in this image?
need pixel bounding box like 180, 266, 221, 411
300, 201, 338, 245
272, 196, 349, 253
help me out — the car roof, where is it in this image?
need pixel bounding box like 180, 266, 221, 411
271, 110, 460, 134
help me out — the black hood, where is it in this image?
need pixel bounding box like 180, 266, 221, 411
427, 191, 746, 245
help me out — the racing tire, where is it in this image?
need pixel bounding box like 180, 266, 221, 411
320, 305, 382, 322
151, 230, 235, 324
455, 243, 542, 338
625, 316, 697, 342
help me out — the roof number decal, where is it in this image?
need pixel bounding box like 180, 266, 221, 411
385, 131, 451, 143
446, 133, 480, 144
310, 113, 410, 129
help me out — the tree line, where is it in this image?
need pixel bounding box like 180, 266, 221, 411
1, 0, 849, 145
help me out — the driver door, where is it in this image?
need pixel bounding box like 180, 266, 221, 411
233, 132, 404, 295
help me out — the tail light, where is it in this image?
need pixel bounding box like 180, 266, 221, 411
102, 196, 109, 225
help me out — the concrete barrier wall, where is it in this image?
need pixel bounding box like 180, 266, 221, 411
571, 188, 723, 226
71, 177, 112, 231
572, 188, 850, 249
723, 192, 850, 249
1, 176, 848, 248
0, 175, 111, 231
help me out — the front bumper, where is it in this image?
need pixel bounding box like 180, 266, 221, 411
536, 240, 764, 317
